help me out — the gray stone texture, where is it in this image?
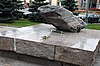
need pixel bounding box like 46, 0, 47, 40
0, 36, 14, 50
16, 39, 55, 60
55, 45, 99, 66
38, 5, 87, 32
0, 50, 62, 66
42, 29, 100, 66
0, 50, 100, 66
0, 24, 100, 66
0, 26, 17, 32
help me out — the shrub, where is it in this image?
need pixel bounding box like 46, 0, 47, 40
0, 0, 23, 22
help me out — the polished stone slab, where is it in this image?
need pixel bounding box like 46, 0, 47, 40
42, 29, 100, 66
42, 29, 100, 51
0, 26, 16, 32
0, 24, 100, 66
0, 24, 55, 42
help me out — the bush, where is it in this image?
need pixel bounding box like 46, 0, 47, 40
0, 17, 16, 23
0, 0, 23, 22
13, 11, 24, 20
28, 11, 45, 22
73, 12, 80, 16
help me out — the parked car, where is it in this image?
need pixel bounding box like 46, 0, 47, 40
78, 13, 100, 23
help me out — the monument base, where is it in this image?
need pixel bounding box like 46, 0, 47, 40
0, 24, 100, 66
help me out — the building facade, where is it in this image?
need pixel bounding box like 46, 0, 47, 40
19, 0, 61, 6
76, 0, 100, 9
20, 0, 100, 9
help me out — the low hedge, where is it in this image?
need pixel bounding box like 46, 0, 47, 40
0, 17, 16, 23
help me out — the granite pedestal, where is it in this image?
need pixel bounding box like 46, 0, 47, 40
0, 24, 100, 66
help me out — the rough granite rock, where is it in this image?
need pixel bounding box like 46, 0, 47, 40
38, 5, 87, 32
0, 36, 14, 50
55, 45, 100, 66
16, 39, 55, 60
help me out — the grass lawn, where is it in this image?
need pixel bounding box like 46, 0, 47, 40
0, 18, 100, 30
0, 19, 40, 27
86, 24, 100, 30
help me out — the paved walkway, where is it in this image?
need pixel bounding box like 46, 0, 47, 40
0, 56, 42, 66
0, 52, 99, 66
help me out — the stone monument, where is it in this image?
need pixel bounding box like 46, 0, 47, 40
0, 5, 99, 66
38, 5, 87, 32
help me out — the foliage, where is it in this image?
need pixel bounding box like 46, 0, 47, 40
0, 0, 23, 22
61, 0, 78, 11
29, 0, 48, 12
28, 0, 48, 22
42, 36, 50, 40
73, 12, 80, 16
28, 12, 45, 22
86, 24, 100, 30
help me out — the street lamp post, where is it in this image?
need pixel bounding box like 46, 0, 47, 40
85, 0, 90, 23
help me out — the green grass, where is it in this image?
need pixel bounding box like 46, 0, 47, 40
0, 19, 100, 30
86, 24, 100, 30
0, 19, 40, 27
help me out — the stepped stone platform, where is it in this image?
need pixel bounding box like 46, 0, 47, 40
0, 24, 100, 66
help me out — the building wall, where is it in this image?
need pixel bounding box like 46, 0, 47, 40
21, 0, 59, 5
51, 0, 58, 5
76, 0, 100, 9
22, 0, 100, 9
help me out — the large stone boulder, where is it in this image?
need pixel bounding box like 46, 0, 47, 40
38, 5, 87, 32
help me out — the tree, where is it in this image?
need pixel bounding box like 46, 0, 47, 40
29, 0, 48, 12
61, 0, 78, 11
0, 0, 23, 22
28, 0, 48, 22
